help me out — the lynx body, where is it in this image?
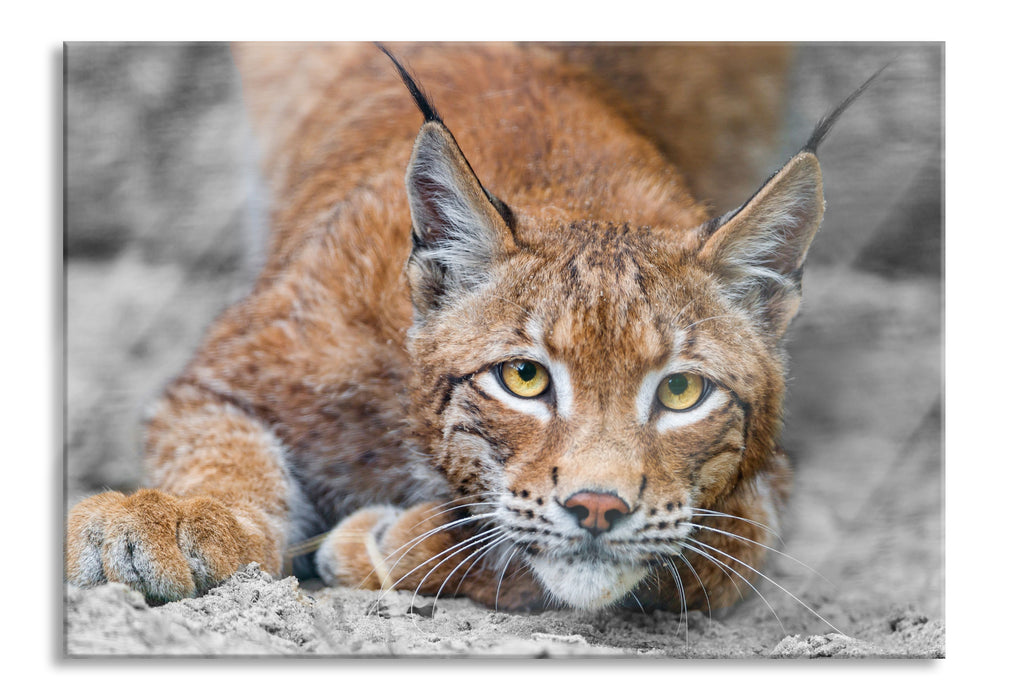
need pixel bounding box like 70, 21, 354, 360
67, 43, 853, 612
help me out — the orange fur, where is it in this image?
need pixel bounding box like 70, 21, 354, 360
66, 43, 827, 613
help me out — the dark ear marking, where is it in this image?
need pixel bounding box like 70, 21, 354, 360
803, 63, 889, 154
383, 44, 518, 317
404, 120, 517, 316
379, 43, 515, 237
693, 63, 890, 338
375, 42, 442, 123
699, 63, 888, 240
486, 190, 516, 232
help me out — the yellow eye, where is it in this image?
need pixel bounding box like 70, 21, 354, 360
499, 360, 550, 398
656, 372, 706, 411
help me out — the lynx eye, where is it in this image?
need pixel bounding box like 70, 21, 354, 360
656, 372, 707, 411
499, 360, 550, 398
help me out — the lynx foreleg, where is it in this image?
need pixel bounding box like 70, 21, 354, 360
66, 382, 293, 602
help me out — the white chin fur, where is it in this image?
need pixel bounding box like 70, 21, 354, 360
529, 555, 647, 610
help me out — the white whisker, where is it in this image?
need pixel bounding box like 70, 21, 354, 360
373, 519, 498, 604
676, 552, 713, 625
664, 556, 688, 642
382, 512, 496, 577
669, 297, 700, 329
406, 499, 494, 532
410, 528, 507, 613
691, 508, 783, 544
452, 535, 514, 597
681, 540, 784, 633
431, 532, 511, 608
688, 538, 843, 635
494, 545, 522, 611
689, 522, 834, 588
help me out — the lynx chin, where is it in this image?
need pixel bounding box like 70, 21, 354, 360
66, 43, 878, 614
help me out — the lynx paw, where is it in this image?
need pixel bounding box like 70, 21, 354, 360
315, 502, 545, 610
66, 489, 251, 602
316, 503, 459, 593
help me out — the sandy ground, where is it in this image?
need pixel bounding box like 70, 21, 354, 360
63, 43, 943, 657
64, 562, 942, 657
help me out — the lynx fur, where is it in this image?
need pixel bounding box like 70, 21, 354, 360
67, 43, 869, 612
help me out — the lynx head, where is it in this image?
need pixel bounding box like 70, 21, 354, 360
386, 48, 864, 609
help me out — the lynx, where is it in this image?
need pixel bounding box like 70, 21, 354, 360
66, 43, 873, 612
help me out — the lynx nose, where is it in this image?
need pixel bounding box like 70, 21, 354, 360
562, 491, 631, 536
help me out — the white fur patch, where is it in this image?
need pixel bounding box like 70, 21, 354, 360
636, 352, 724, 430
655, 390, 727, 433
73, 544, 105, 586
528, 554, 647, 610
753, 472, 780, 541
549, 360, 574, 419
636, 367, 666, 425
69, 519, 106, 586
475, 372, 551, 422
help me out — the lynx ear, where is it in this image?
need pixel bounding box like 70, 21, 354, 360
405, 120, 515, 315
697, 151, 825, 338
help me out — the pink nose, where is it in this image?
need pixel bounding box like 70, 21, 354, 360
562, 491, 630, 535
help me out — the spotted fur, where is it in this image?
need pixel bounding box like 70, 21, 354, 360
66, 43, 865, 613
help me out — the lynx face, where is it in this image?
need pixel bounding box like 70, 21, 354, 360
403, 114, 823, 609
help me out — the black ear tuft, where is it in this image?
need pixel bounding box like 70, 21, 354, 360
803, 63, 889, 154
376, 43, 442, 123
696, 64, 889, 338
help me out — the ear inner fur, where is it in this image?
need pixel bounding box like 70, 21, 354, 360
698, 152, 825, 337
405, 121, 516, 312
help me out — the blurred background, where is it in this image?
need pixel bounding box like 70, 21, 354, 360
64, 43, 942, 624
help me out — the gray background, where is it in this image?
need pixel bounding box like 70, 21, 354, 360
64, 42, 942, 651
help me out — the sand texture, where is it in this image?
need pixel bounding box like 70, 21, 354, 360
65, 564, 942, 657
64, 42, 943, 658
